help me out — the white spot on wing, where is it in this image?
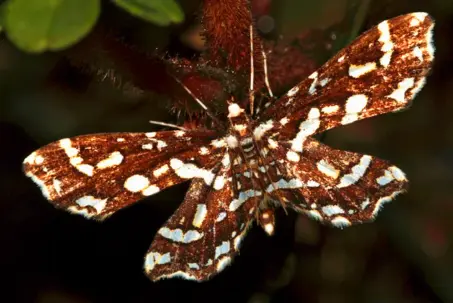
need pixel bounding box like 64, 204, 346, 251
229, 190, 262, 211
59, 138, 94, 176
156, 140, 167, 150
291, 107, 320, 152
321, 105, 340, 114
377, 20, 394, 67
380, 52, 392, 68
234, 124, 247, 132
175, 130, 185, 137
215, 241, 230, 259
411, 12, 427, 23
361, 198, 370, 210
199, 146, 210, 155
75, 195, 108, 214
23, 152, 37, 164
317, 159, 340, 179
216, 212, 227, 222
320, 78, 330, 87
225, 135, 239, 148
124, 175, 150, 192
216, 256, 232, 272
153, 164, 169, 178
192, 204, 208, 227
386, 78, 415, 103
410, 18, 420, 27
348, 62, 377, 78
53, 179, 62, 195
287, 86, 299, 97
265, 178, 304, 193
97, 151, 124, 169
158, 227, 203, 243
142, 184, 160, 196
268, 138, 278, 149
331, 216, 351, 228
413, 46, 424, 62
170, 158, 215, 185
389, 166, 406, 181
376, 169, 394, 186
286, 151, 300, 162
70, 157, 82, 166
233, 228, 248, 250
76, 164, 94, 176
280, 117, 289, 125
307, 180, 320, 187
337, 155, 372, 188
35, 155, 44, 165
59, 138, 78, 157
341, 94, 368, 125
213, 175, 226, 190
322, 205, 344, 216
144, 252, 171, 272
221, 153, 230, 167
308, 71, 318, 95
188, 263, 200, 270
142, 143, 153, 150
253, 120, 274, 140
306, 210, 323, 221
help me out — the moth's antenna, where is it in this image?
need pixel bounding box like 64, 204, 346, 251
249, 24, 255, 114
172, 76, 223, 126
261, 48, 274, 97
149, 120, 188, 131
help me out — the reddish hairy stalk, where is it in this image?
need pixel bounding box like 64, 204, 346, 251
202, 0, 265, 89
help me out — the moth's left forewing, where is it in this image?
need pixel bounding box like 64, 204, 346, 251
260, 13, 434, 137
23, 130, 219, 220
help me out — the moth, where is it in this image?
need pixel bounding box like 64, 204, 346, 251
23, 12, 434, 281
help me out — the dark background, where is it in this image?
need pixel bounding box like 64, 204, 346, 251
1, 0, 452, 302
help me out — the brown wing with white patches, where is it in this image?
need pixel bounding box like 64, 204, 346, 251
266, 137, 408, 227
259, 13, 434, 141
23, 130, 221, 220
145, 154, 259, 281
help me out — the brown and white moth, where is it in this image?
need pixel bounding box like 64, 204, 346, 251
23, 12, 435, 281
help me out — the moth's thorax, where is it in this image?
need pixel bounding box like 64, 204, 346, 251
226, 102, 258, 156
226, 102, 279, 205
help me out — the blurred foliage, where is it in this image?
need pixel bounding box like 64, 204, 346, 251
0, 2, 5, 32
4, 0, 101, 52
1, 0, 184, 53
113, 0, 184, 26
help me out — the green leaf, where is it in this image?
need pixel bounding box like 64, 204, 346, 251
5, 0, 100, 53
113, 0, 184, 26
0, 2, 6, 32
